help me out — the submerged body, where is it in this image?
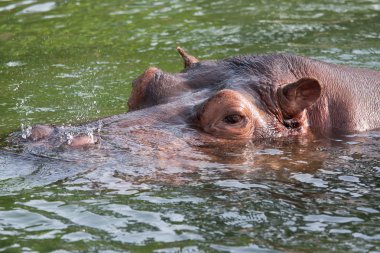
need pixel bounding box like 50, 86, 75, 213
13, 48, 380, 148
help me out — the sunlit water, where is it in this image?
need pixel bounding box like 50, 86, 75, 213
0, 0, 379, 252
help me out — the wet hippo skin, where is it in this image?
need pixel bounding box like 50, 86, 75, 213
21, 47, 380, 147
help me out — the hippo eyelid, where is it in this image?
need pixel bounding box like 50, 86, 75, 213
153, 71, 162, 82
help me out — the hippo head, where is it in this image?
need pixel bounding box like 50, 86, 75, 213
18, 48, 323, 155
127, 47, 322, 141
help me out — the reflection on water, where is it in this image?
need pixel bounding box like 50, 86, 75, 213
1, 130, 379, 252
0, 0, 379, 252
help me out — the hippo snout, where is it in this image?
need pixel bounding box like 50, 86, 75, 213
24, 125, 98, 148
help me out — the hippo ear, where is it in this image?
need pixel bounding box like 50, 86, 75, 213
177, 46, 199, 68
277, 78, 321, 119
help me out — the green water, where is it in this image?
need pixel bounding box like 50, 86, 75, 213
0, 0, 380, 252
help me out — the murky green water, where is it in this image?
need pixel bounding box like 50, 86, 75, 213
0, 0, 379, 252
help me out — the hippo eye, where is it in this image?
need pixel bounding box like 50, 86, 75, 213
198, 89, 254, 139
223, 114, 244, 124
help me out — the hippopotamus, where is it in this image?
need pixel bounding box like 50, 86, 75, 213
12, 47, 380, 149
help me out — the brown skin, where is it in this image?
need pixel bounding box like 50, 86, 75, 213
127, 48, 380, 139
24, 48, 380, 147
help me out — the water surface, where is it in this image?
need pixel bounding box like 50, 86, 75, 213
0, 0, 379, 252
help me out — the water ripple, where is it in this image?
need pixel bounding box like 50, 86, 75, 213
0, 208, 67, 232
17, 1, 56, 14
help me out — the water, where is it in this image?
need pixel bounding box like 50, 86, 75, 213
0, 0, 380, 252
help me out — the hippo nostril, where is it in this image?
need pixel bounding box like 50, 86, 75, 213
27, 125, 54, 141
